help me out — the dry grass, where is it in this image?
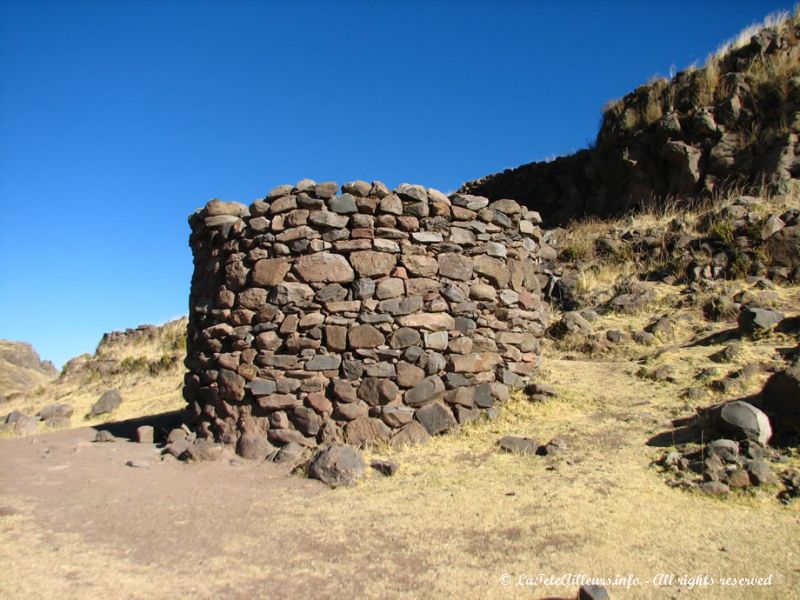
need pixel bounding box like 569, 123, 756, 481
271, 356, 798, 598
599, 7, 800, 156
6, 353, 796, 599
2, 282, 799, 598
711, 8, 796, 61
559, 182, 799, 308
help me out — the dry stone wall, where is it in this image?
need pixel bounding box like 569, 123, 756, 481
184, 179, 549, 454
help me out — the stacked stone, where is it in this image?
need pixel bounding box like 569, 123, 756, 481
184, 179, 549, 454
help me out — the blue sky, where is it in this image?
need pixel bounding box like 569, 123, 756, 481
0, 0, 794, 367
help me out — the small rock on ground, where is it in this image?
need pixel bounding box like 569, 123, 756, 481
370, 459, 399, 476
498, 436, 540, 456
307, 444, 365, 487
94, 430, 116, 443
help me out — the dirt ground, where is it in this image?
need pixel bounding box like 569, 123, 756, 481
1, 356, 799, 600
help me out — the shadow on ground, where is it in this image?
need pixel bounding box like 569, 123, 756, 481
645, 393, 762, 448
92, 409, 185, 442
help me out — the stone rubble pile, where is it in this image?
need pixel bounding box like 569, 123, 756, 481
184, 179, 549, 454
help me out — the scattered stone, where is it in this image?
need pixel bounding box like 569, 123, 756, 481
578, 584, 610, 600
646, 316, 673, 338
707, 439, 739, 463
560, 311, 593, 335
167, 428, 188, 444
747, 460, 779, 485
273, 442, 305, 464
164, 439, 191, 458
738, 306, 784, 336
183, 439, 224, 462
93, 430, 116, 443
391, 421, 430, 447
498, 435, 540, 456
700, 480, 730, 495
308, 444, 365, 486
370, 459, 399, 476
633, 331, 657, 345
765, 225, 800, 271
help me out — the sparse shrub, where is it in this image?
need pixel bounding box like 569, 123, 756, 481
148, 355, 178, 376
166, 333, 187, 353
562, 238, 595, 262
120, 356, 149, 373
728, 250, 754, 279
702, 294, 738, 321
708, 218, 736, 246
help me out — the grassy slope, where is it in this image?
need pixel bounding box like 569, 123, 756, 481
0, 340, 57, 396
0, 318, 187, 433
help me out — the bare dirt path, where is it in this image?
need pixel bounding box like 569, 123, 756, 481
1, 357, 798, 599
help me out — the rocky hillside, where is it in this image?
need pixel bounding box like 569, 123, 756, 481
0, 341, 57, 399
0, 318, 187, 436
461, 9, 800, 225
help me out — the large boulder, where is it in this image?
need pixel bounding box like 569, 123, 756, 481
559, 311, 593, 336
765, 225, 800, 272
13, 415, 39, 436
715, 401, 772, 445
38, 403, 73, 422
308, 444, 365, 486
761, 365, 800, 431
90, 389, 123, 417
738, 307, 784, 336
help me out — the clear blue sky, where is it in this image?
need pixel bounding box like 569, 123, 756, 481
0, 0, 793, 367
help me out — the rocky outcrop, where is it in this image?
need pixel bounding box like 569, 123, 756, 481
184, 180, 549, 454
0, 340, 57, 396
60, 317, 187, 380
461, 13, 800, 224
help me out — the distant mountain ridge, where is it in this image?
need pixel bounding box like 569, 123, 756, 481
460, 9, 800, 224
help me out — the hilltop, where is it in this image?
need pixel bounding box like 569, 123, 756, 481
0, 340, 57, 400
461, 9, 800, 224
